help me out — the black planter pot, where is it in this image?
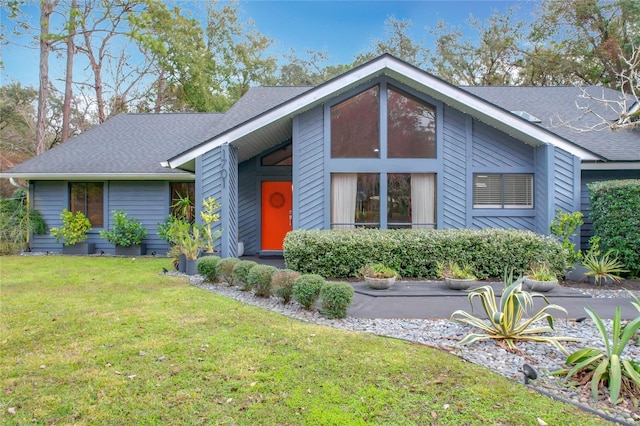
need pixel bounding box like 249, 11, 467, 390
62, 242, 95, 255
115, 243, 146, 256
178, 254, 186, 273
185, 259, 197, 276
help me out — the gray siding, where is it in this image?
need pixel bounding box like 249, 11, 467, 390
294, 106, 325, 230
238, 159, 259, 255
472, 216, 536, 230
441, 106, 468, 229
30, 181, 67, 252
199, 146, 231, 256
534, 145, 551, 235
472, 121, 534, 168
553, 147, 578, 213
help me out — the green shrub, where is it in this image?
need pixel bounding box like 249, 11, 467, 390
320, 281, 354, 319
0, 190, 47, 254
272, 269, 300, 304
284, 229, 567, 279
248, 265, 279, 297
588, 179, 640, 276
196, 255, 222, 282
100, 210, 147, 247
219, 257, 240, 286
50, 209, 92, 246
232, 260, 258, 291
292, 274, 325, 310
550, 209, 583, 266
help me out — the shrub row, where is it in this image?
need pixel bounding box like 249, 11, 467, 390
283, 228, 568, 279
197, 257, 354, 319
588, 179, 640, 276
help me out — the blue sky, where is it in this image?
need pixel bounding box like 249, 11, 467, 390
1, 0, 537, 88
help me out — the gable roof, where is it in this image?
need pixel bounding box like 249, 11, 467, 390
462, 86, 639, 162
166, 54, 602, 169
2, 113, 222, 180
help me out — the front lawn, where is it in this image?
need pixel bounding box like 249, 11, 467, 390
0, 256, 608, 425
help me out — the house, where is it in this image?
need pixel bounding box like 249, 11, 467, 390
3, 55, 639, 257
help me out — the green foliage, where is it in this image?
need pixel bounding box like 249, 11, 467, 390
271, 269, 300, 304
231, 260, 258, 291
450, 278, 577, 354
196, 255, 222, 283
99, 210, 147, 247
437, 261, 477, 280
219, 257, 240, 286
200, 197, 222, 253
157, 215, 187, 245
49, 209, 92, 246
248, 265, 279, 298
588, 180, 640, 276
284, 229, 567, 279
360, 263, 398, 279
0, 190, 47, 254
557, 305, 640, 404
550, 210, 583, 265
292, 274, 325, 310
320, 281, 354, 319
581, 237, 627, 286
527, 262, 557, 282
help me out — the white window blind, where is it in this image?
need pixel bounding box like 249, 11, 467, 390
473, 174, 533, 209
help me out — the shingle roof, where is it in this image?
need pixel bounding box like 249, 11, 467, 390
462, 86, 639, 161
5, 113, 222, 177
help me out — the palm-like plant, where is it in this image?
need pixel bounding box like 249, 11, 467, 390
557, 305, 640, 404
450, 277, 577, 354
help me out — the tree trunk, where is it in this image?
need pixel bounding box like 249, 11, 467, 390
62, 0, 77, 143
36, 0, 59, 155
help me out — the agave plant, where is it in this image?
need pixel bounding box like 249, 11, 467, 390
450, 277, 577, 354
557, 305, 640, 404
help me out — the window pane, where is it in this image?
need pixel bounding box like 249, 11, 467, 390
331, 86, 380, 158
504, 174, 533, 208
170, 182, 196, 222
388, 86, 436, 158
473, 175, 502, 208
473, 174, 533, 209
355, 174, 379, 227
261, 144, 292, 166
69, 182, 103, 227
387, 173, 411, 228
331, 173, 379, 228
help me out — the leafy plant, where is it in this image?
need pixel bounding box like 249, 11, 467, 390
550, 210, 583, 265
179, 224, 204, 260
99, 210, 147, 247
320, 281, 354, 319
170, 192, 195, 222
437, 261, 476, 280
50, 209, 92, 246
450, 278, 577, 354
0, 190, 47, 254
200, 197, 223, 253
272, 269, 301, 304
197, 255, 222, 282
231, 260, 258, 291
219, 257, 240, 286
556, 305, 640, 404
248, 264, 279, 297
157, 215, 187, 245
293, 274, 325, 310
581, 237, 627, 286
527, 262, 557, 282
360, 263, 398, 279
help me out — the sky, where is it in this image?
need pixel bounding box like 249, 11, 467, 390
1, 0, 538, 89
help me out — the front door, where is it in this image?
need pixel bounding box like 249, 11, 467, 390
261, 181, 292, 251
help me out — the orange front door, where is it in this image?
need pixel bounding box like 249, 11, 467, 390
261, 181, 292, 251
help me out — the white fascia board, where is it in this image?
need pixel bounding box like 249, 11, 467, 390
0, 173, 195, 181
581, 161, 640, 170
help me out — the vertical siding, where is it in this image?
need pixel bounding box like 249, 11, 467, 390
30, 181, 66, 252
442, 106, 467, 229
294, 106, 325, 230
225, 145, 239, 257
238, 159, 259, 255
105, 181, 170, 254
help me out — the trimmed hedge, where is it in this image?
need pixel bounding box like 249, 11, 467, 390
320, 281, 354, 319
292, 274, 325, 310
196, 255, 222, 282
588, 179, 640, 275
248, 264, 279, 297
272, 269, 300, 304
219, 257, 240, 286
284, 229, 568, 279
232, 260, 258, 291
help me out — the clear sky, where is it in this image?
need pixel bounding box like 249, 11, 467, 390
1, 0, 537, 88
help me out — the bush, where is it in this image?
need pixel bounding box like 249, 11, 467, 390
219, 257, 240, 286
320, 281, 354, 319
197, 255, 222, 282
50, 209, 92, 246
0, 190, 47, 254
232, 260, 258, 291
284, 229, 568, 279
100, 210, 147, 247
588, 179, 640, 276
292, 274, 325, 310
248, 265, 279, 297
272, 269, 301, 304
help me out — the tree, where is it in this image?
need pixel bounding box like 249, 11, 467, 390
36, 0, 60, 155
278, 49, 350, 86
355, 17, 428, 68
61, 0, 77, 143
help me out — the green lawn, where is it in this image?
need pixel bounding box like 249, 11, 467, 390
0, 256, 607, 425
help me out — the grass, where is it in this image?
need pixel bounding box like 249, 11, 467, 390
0, 256, 609, 425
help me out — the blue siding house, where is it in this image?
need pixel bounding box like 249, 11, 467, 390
3, 55, 638, 256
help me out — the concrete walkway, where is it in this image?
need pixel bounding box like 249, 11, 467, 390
242, 256, 639, 320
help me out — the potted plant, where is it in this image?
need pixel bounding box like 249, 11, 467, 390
581, 237, 627, 286
437, 261, 477, 290
360, 263, 399, 289
100, 210, 147, 256
50, 209, 94, 254
524, 262, 558, 292
161, 217, 191, 272
200, 197, 223, 256
180, 224, 204, 276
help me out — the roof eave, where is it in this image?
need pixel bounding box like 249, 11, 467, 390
0, 172, 195, 181
581, 161, 640, 170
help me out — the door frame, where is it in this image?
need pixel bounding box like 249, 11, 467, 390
259, 178, 292, 256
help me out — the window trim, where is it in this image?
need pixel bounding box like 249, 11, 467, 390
473, 173, 534, 209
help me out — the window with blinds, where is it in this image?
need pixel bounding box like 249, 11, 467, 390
473, 174, 533, 209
